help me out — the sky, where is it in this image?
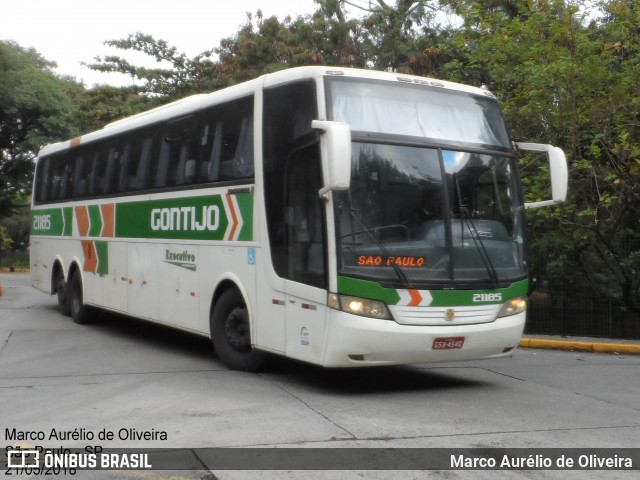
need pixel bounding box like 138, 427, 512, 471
2, 0, 318, 87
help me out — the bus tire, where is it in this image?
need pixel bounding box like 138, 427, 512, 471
55, 270, 71, 317
68, 271, 91, 325
210, 288, 267, 372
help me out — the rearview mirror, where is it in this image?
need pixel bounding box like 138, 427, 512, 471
312, 120, 352, 196
516, 142, 568, 209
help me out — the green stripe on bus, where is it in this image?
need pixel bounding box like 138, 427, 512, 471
337, 276, 528, 306
428, 280, 528, 306
31, 208, 71, 237
88, 205, 103, 237
63, 207, 73, 236
95, 241, 109, 275
235, 193, 253, 241
114, 193, 253, 241
32, 193, 253, 241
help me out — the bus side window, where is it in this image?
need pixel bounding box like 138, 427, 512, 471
154, 116, 194, 188
48, 155, 65, 201
201, 96, 254, 183
90, 146, 108, 195
136, 138, 154, 189
59, 158, 72, 199
123, 136, 153, 191
35, 158, 50, 203
219, 111, 253, 180
155, 141, 170, 188
165, 143, 181, 187
73, 154, 88, 197
101, 147, 118, 195
155, 141, 192, 187
117, 143, 132, 192
231, 115, 253, 179
87, 150, 100, 195
204, 121, 223, 182
175, 143, 194, 186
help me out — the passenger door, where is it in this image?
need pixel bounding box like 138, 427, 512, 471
282, 145, 329, 363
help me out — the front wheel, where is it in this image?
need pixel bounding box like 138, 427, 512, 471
68, 271, 92, 324
210, 289, 267, 371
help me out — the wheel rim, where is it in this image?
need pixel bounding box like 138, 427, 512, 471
224, 306, 251, 352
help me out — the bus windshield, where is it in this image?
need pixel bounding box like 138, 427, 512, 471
326, 77, 511, 149
327, 77, 525, 288
334, 144, 526, 288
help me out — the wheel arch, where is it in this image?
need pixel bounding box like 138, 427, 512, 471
209, 274, 254, 341
67, 260, 83, 288
51, 255, 83, 294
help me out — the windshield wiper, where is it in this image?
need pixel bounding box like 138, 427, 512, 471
344, 194, 410, 288
453, 173, 500, 288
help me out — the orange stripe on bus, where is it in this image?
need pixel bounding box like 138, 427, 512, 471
70, 137, 82, 147
226, 194, 239, 240
408, 289, 422, 307
75, 206, 90, 237
81, 240, 98, 273
100, 204, 115, 237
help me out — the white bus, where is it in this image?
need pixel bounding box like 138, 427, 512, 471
31, 67, 567, 371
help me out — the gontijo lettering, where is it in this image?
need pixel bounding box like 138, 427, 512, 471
151, 205, 220, 232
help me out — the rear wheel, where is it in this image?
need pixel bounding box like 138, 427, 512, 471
55, 270, 70, 316
210, 288, 267, 371
68, 270, 92, 324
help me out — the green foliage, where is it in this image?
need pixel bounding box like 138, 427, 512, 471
439, 0, 640, 313
0, 202, 29, 268
0, 41, 82, 217
84, 1, 447, 97
74, 85, 158, 131
85, 32, 218, 98
0, 226, 11, 250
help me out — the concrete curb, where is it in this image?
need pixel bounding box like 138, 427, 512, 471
520, 337, 640, 355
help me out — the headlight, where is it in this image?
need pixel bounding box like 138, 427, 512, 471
497, 297, 528, 317
328, 293, 392, 320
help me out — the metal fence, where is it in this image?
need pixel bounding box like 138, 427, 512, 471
525, 291, 640, 340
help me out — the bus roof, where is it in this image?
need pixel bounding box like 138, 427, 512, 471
37, 66, 495, 158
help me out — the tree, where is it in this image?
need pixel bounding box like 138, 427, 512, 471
85, 33, 219, 99
440, 0, 640, 319
350, 0, 443, 73
74, 84, 158, 132
86, 6, 367, 96
0, 41, 82, 217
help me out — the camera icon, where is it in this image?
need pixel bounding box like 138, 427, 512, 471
7, 450, 39, 468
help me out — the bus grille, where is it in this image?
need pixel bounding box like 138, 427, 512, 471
389, 304, 501, 326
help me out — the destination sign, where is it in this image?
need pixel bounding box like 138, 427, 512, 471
357, 255, 426, 268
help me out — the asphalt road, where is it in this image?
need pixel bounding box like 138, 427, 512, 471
1, 272, 639, 479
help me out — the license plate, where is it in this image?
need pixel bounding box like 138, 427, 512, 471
432, 337, 465, 350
